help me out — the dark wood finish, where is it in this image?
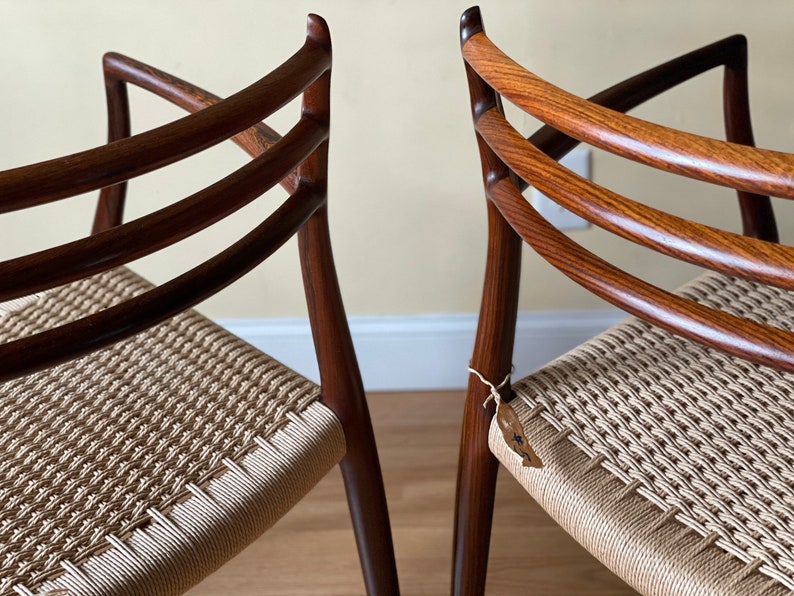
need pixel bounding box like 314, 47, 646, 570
93, 51, 294, 234
0, 14, 398, 595
189, 391, 635, 596
91, 55, 130, 233
297, 18, 398, 594
300, 205, 399, 596
0, 118, 324, 305
455, 5, 793, 594
0, 39, 325, 211
452, 13, 523, 594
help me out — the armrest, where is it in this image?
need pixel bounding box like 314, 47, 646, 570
507, 35, 775, 240
93, 52, 308, 232
102, 52, 286, 160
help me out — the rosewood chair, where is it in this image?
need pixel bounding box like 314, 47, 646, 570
455, 6, 794, 595
0, 15, 399, 596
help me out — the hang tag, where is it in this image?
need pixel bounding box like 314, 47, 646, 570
468, 365, 543, 469
495, 399, 543, 468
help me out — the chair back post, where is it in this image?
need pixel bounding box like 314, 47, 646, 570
722, 38, 778, 241
0, 18, 402, 592
452, 7, 523, 596
92, 55, 132, 233
296, 14, 400, 595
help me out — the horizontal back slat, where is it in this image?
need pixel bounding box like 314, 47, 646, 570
0, 184, 323, 381
476, 107, 794, 290
0, 117, 326, 302
487, 176, 794, 371
526, 34, 748, 174
464, 31, 794, 199
102, 52, 296, 190
0, 40, 329, 210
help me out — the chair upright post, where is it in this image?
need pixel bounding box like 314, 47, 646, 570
721, 36, 778, 242
452, 8, 523, 595
300, 205, 400, 596
92, 54, 132, 233
298, 15, 399, 595
452, 201, 522, 596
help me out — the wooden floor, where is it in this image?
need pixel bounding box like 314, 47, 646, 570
187, 391, 635, 595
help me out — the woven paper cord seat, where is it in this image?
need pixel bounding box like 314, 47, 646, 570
454, 6, 794, 595
0, 14, 399, 596
492, 272, 794, 595
0, 267, 344, 595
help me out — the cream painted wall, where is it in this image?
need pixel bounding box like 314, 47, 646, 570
0, 1, 792, 319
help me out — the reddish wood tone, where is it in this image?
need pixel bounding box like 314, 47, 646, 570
454, 5, 790, 594
452, 29, 524, 595
297, 20, 398, 593
0, 14, 398, 595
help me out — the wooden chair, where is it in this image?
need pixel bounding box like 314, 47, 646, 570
0, 15, 399, 595
455, 6, 794, 595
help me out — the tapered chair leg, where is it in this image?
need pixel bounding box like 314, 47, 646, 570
452, 381, 501, 595
340, 429, 400, 595
452, 202, 522, 595
299, 206, 400, 595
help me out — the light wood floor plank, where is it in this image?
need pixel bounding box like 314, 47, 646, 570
187, 391, 635, 595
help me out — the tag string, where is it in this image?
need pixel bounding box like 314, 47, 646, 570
468, 365, 513, 408
468, 365, 543, 469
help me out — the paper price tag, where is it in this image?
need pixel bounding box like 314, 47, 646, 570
495, 399, 543, 468
468, 365, 543, 469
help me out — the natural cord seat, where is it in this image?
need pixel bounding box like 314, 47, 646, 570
0, 15, 398, 596
498, 272, 794, 594
454, 6, 794, 595
1, 268, 342, 594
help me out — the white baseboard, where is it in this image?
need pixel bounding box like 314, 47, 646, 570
217, 310, 627, 392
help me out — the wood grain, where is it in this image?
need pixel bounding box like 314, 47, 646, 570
463, 31, 794, 200
460, 6, 794, 373
187, 391, 635, 596
478, 107, 794, 289
455, 6, 791, 594
0, 44, 326, 209
0, 13, 398, 593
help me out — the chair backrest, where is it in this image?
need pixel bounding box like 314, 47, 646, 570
460, 6, 794, 372
0, 15, 343, 385
0, 16, 401, 593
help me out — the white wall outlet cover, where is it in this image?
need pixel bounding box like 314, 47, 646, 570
531, 148, 591, 231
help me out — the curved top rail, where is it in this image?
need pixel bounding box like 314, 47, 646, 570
102, 52, 286, 164
486, 176, 794, 372
462, 31, 794, 199
527, 35, 747, 165
476, 107, 794, 290
0, 117, 325, 302
0, 36, 330, 211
